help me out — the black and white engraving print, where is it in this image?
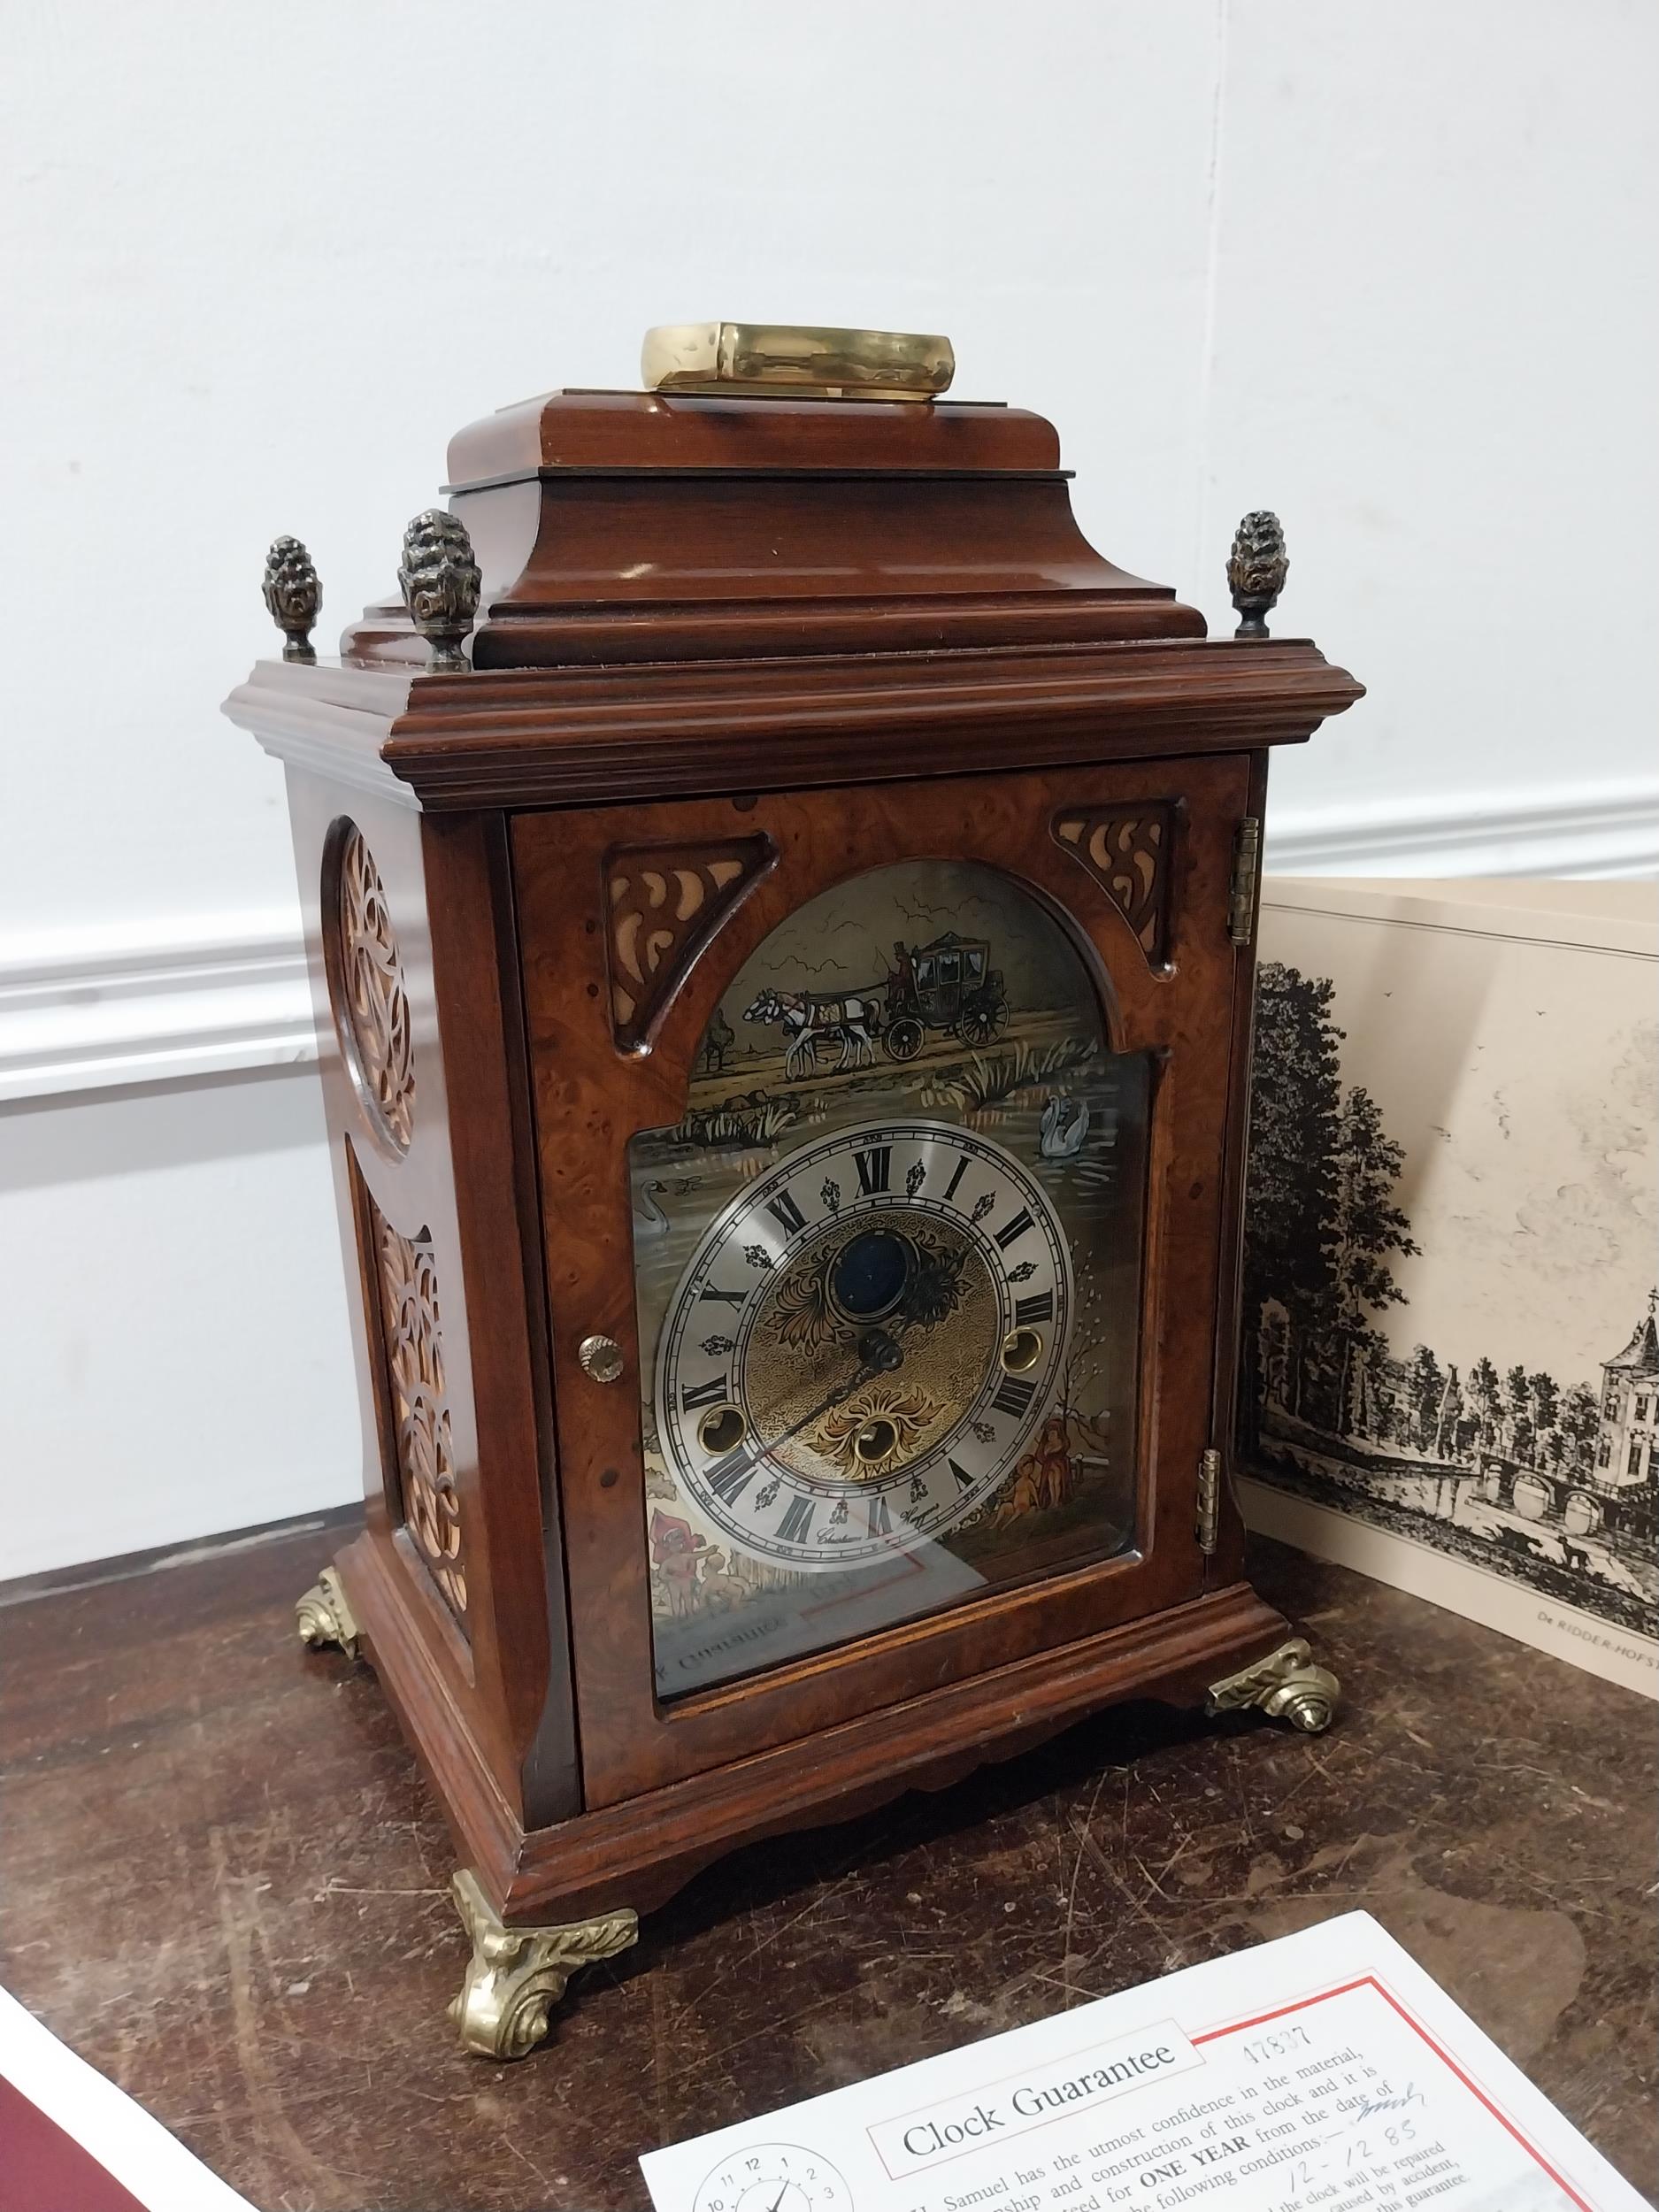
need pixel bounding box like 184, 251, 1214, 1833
1241, 963, 1657, 1644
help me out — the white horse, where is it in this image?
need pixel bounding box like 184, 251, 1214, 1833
745, 987, 879, 1079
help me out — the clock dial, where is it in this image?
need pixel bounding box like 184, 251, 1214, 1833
629, 858, 1149, 1698
657, 1121, 1072, 1569
692, 2143, 850, 2212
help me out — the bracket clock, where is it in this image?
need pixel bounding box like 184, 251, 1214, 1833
226, 323, 1362, 2059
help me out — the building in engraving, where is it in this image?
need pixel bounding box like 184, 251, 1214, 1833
1589, 1292, 1659, 1543
1475, 1292, 1659, 1548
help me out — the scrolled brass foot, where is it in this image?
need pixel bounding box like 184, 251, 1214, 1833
448, 1868, 637, 2061
1206, 1636, 1340, 1734
295, 1565, 360, 1660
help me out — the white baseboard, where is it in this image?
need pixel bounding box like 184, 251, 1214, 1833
1, 785, 1652, 1103
1265, 778, 1659, 879
0, 910, 317, 1104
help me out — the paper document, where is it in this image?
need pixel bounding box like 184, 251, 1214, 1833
640, 1911, 1648, 2212
0, 1982, 253, 2209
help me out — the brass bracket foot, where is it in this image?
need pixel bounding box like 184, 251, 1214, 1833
295, 1566, 360, 1660
449, 1869, 638, 2060
1207, 1637, 1340, 1733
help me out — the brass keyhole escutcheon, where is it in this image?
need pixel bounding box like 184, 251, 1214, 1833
697, 1404, 747, 1456
578, 1333, 625, 1385
853, 1416, 899, 1466
1002, 1327, 1043, 1373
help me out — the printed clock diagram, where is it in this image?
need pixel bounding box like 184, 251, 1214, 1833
692, 2141, 851, 2212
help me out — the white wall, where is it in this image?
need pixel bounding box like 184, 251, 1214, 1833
3, 1, 1654, 1575
1, 1073, 358, 1577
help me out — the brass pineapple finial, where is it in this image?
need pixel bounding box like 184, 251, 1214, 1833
262, 535, 320, 662
397, 510, 481, 673
1226, 511, 1288, 639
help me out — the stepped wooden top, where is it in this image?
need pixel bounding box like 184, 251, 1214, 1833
340, 388, 1208, 672
233, 384, 1363, 805
443, 388, 1060, 482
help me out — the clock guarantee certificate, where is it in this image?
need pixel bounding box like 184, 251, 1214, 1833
639, 1913, 1650, 2212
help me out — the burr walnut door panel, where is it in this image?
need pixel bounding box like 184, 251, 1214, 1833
512, 756, 1251, 1808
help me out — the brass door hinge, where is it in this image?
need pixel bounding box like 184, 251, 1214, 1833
1197, 1447, 1222, 1554
1228, 816, 1262, 946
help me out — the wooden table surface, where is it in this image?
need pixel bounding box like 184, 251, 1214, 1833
2, 1523, 1652, 2211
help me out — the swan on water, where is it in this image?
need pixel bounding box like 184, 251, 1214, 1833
1039, 1093, 1090, 1161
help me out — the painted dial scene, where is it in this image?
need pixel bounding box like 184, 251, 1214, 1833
657, 1121, 1072, 1570
629, 860, 1150, 1698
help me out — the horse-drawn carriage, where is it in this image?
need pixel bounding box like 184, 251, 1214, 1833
880, 932, 1010, 1059
744, 931, 1009, 1078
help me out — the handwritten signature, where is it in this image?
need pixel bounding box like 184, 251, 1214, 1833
1346, 2082, 1427, 2125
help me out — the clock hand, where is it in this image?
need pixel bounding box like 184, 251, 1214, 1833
765, 1327, 902, 1455
768, 2183, 791, 2212
857, 1324, 905, 1373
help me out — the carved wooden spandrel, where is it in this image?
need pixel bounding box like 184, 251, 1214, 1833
605, 837, 773, 1050
1051, 807, 1176, 968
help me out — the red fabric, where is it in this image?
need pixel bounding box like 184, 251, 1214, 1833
0, 2075, 150, 2212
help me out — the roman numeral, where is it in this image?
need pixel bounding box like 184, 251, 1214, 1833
777, 1494, 815, 1546
993, 1374, 1038, 1418
698, 1283, 745, 1307
993, 1207, 1034, 1251
766, 1189, 807, 1236
1014, 1290, 1054, 1325
854, 1146, 892, 1195
943, 1155, 970, 1203
866, 1493, 892, 1538
706, 1451, 756, 1505
948, 1455, 975, 1493
681, 1374, 730, 1410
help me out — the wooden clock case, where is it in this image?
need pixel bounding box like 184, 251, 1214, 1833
225, 379, 1362, 2056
